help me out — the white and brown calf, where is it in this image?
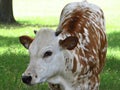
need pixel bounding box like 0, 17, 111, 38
19, 1, 107, 90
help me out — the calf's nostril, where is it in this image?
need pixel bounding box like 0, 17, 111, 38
35, 75, 37, 78
22, 76, 32, 84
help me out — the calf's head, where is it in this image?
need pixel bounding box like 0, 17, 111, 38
19, 28, 78, 85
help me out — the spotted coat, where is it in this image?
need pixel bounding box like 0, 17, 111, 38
49, 1, 107, 90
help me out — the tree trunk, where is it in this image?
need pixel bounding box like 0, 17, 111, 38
0, 0, 16, 23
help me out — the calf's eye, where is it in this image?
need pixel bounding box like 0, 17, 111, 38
43, 51, 52, 58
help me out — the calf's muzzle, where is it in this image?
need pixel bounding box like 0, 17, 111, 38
22, 76, 32, 85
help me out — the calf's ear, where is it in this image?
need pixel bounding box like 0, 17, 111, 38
19, 35, 33, 49
59, 36, 78, 50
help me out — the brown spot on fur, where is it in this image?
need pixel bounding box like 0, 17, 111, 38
61, 9, 90, 35
48, 83, 61, 90
89, 75, 99, 89
72, 57, 77, 73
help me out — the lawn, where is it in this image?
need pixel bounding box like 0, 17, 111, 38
0, 0, 120, 90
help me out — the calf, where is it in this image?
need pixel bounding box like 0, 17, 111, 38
19, 1, 107, 90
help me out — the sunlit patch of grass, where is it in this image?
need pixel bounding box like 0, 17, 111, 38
16, 16, 59, 26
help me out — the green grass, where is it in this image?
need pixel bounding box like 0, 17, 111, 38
0, 0, 120, 90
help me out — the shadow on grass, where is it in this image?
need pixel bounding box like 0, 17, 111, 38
103, 56, 120, 72
100, 56, 120, 90
18, 20, 57, 27
100, 31, 120, 90
0, 21, 57, 29
104, 31, 120, 72
0, 35, 19, 47
107, 31, 120, 48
